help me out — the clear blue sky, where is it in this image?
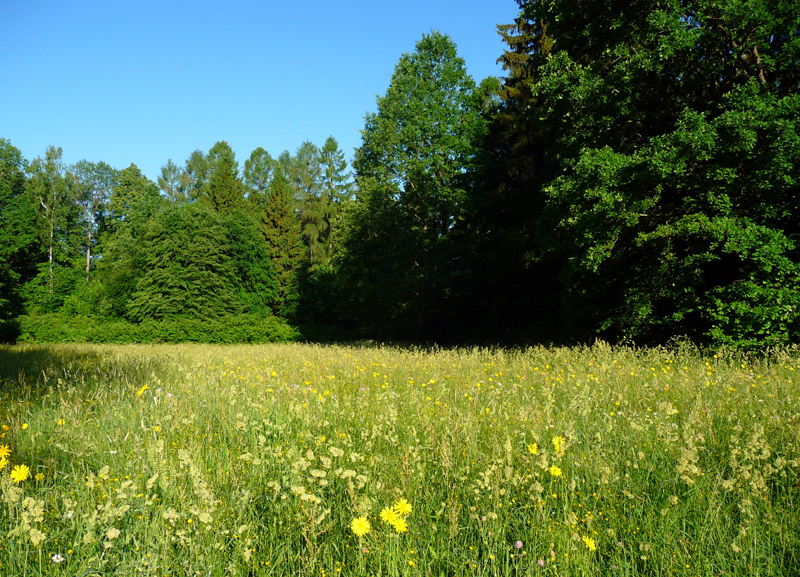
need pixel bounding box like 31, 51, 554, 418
1, 1, 518, 182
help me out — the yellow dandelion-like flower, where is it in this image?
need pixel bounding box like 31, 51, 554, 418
552, 436, 565, 453
0, 456, 7, 470
548, 465, 562, 477
582, 536, 597, 552
527, 443, 538, 455
35, 472, 44, 481
136, 385, 149, 396
57, 419, 65, 426
380, 507, 399, 525
394, 498, 412, 516
350, 516, 370, 537
10, 464, 30, 483
22, 423, 28, 430
0, 444, 10, 459
390, 516, 409, 534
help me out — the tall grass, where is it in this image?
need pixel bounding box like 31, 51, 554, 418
0, 342, 798, 576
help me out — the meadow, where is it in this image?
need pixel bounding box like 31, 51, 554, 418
0, 342, 798, 576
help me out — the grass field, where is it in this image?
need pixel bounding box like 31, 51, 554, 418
0, 342, 798, 576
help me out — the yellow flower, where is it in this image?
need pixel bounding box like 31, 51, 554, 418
527, 443, 538, 455
10, 464, 30, 483
393, 498, 412, 516
549, 465, 562, 477
380, 507, 399, 524
136, 385, 149, 396
0, 456, 7, 470
408, 560, 416, 567
552, 436, 565, 453
35, 473, 44, 481
390, 516, 409, 534
0, 444, 10, 459
582, 536, 597, 552
350, 516, 370, 537
57, 419, 65, 426
153, 426, 160, 432
21, 423, 28, 430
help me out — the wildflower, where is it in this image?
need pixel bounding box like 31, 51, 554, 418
22, 423, 28, 430
35, 473, 44, 481
380, 507, 399, 524
350, 516, 370, 537
408, 560, 416, 567
528, 443, 538, 455
10, 464, 30, 483
136, 385, 149, 396
515, 540, 523, 549
0, 445, 10, 459
390, 516, 409, 533
582, 536, 597, 552
552, 436, 564, 453
538, 559, 545, 566
549, 465, 562, 477
394, 498, 412, 516
57, 418, 65, 426
0, 456, 7, 470
52, 554, 65, 563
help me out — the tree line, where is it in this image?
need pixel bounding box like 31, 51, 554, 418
2, 0, 799, 348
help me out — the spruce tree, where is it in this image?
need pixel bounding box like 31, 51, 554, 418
261, 168, 304, 316
208, 154, 244, 213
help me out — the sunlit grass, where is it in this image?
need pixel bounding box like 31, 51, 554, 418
1, 342, 798, 576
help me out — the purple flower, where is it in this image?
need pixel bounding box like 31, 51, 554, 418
515, 541, 523, 549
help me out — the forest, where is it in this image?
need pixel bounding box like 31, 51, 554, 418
1, 0, 799, 349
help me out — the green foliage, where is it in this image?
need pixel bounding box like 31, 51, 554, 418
340, 31, 488, 339
0, 139, 41, 320
243, 146, 276, 209
261, 168, 305, 316
68, 159, 117, 281
23, 146, 73, 309
107, 164, 162, 232
127, 203, 242, 322
221, 209, 279, 313
208, 153, 244, 213
94, 167, 162, 318
495, 0, 800, 347
15, 312, 298, 343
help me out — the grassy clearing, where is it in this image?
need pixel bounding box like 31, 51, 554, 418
0, 342, 798, 576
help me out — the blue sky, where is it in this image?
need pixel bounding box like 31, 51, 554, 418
1, 1, 518, 182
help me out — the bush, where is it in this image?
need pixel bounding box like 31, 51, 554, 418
14, 313, 300, 344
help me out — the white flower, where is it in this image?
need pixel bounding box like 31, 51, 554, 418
52, 554, 65, 563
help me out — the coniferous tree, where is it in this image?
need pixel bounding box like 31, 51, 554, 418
319, 136, 353, 264
243, 147, 276, 209
157, 159, 190, 203
261, 168, 304, 316
208, 154, 244, 213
